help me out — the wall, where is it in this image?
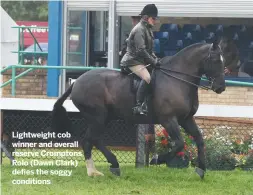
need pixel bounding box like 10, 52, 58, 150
2, 69, 47, 98
199, 87, 253, 106
198, 87, 253, 136
0, 7, 19, 97
0, 8, 19, 68
195, 117, 253, 137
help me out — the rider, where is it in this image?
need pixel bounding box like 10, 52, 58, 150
120, 4, 161, 116
120, 16, 141, 60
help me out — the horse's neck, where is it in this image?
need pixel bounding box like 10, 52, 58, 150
165, 44, 208, 73
164, 45, 208, 81
158, 44, 210, 95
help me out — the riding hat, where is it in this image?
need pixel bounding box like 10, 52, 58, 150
139, 4, 158, 17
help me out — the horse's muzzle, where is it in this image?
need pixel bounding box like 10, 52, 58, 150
214, 86, 226, 94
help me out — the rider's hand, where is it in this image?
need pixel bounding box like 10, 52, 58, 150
224, 67, 231, 75
155, 58, 162, 68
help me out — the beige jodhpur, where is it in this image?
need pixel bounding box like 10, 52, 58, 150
129, 65, 151, 84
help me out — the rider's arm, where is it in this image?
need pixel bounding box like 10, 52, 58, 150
134, 28, 157, 66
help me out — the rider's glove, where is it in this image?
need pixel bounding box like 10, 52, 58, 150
155, 58, 162, 68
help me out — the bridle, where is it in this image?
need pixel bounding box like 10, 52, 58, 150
157, 44, 223, 91
158, 67, 213, 90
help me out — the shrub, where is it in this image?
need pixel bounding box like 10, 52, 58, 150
205, 138, 237, 170
241, 150, 253, 170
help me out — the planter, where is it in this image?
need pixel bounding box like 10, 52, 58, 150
241, 166, 253, 171
207, 166, 235, 171
166, 155, 189, 168
205, 150, 237, 171
206, 161, 236, 171
190, 158, 198, 167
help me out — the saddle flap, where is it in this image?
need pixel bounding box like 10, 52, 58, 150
121, 66, 156, 93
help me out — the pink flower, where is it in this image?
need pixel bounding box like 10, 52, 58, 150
161, 139, 168, 146
177, 152, 184, 157
162, 129, 169, 137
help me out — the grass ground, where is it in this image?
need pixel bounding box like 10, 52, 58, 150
1, 157, 253, 195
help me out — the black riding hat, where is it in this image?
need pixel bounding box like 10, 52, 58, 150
139, 4, 158, 17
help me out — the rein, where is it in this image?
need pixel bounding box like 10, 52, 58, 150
126, 63, 213, 90
157, 67, 213, 90
156, 43, 224, 91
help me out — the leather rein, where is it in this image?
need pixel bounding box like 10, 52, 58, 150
155, 44, 224, 91
157, 66, 213, 90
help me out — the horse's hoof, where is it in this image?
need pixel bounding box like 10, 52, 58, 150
110, 167, 121, 176
149, 154, 159, 165
87, 169, 104, 177
149, 157, 158, 165
195, 167, 205, 179
150, 155, 166, 165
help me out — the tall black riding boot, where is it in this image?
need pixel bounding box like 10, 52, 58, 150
133, 79, 149, 115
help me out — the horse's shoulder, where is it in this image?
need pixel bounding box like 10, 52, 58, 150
160, 56, 173, 65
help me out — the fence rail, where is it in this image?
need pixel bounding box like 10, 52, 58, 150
2, 65, 253, 97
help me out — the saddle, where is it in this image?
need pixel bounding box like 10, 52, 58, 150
120, 66, 156, 93
121, 66, 140, 93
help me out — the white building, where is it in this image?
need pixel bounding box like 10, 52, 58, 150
0, 7, 19, 97
0, 7, 18, 68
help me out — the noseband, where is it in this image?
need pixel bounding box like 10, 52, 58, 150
158, 43, 223, 90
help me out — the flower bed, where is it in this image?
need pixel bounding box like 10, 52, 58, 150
155, 128, 197, 168
154, 125, 253, 170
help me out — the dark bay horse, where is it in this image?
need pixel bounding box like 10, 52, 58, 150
51, 37, 239, 179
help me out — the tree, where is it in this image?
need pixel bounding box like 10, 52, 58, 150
1, 1, 48, 21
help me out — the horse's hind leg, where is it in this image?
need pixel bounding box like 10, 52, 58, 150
74, 102, 120, 176
82, 126, 104, 176
83, 123, 120, 176
73, 102, 104, 176
179, 116, 205, 179
93, 138, 120, 176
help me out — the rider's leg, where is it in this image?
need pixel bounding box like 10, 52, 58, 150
129, 65, 151, 115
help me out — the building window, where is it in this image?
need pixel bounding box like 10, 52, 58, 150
66, 10, 84, 66
89, 11, 108, 67
65, 10, 109, 69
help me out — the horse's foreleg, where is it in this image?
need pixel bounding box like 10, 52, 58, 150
93, 139, 120, 176
179, 116, 205, 179
82, 127, 104, 177
150, 117, 184, 165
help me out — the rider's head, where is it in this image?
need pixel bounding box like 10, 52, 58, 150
139, 4, 158, 26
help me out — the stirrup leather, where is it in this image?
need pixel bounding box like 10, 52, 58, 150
133, 102, 148, 115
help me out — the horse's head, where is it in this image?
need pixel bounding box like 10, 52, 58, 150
202, 37, 240, 93
201, 39, 226, 94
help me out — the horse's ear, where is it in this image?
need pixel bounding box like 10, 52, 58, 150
211, 36, 219, 50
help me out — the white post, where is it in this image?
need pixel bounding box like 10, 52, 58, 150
107, 0, 116, 69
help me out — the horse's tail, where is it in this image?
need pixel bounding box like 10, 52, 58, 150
51, 83, 74, 133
